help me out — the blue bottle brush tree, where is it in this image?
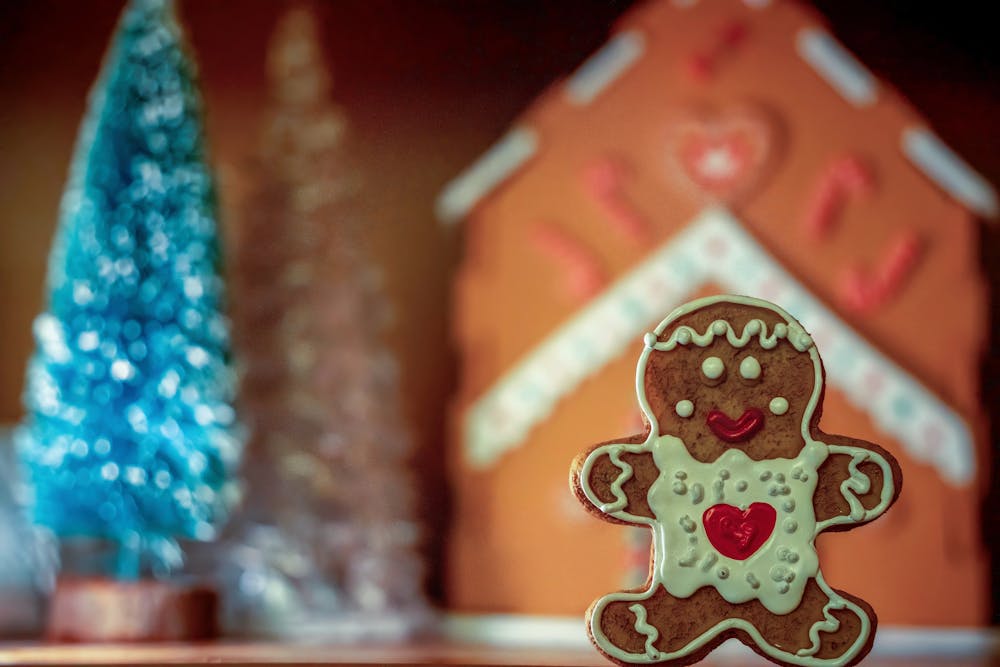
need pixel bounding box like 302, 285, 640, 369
16, 0, 241, 580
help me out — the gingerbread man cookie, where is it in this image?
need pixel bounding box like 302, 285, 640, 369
571, 294, 902, 667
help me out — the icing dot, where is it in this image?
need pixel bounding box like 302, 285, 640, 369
673, 481, 688, 495
790, 326, 814, 351
739, 355, 761, 380
775, 473, 785, 483
718, 469, 730, 480
690, 483, 704, 504
701, 356, 724, 380
677, 329, 692, 345
769, 397, 789, 415
675, 400, 694, 418
699, 552, 717, 571
746, 573, 760, 589
783, 518, 798, 534
774, 323, 788, 338
679, 515, 696, 533
745, 320, 762, 335
776, 547, 790, 561
712, 480, 724, 501
769, 566, 787, 581
787, 552, 799, 563
759, 471, 772, 481
777, 582, 790, 594
712, 321, 728, 335
689, 535, 698, 544
783, 499, 796, 512
675, 471, 687, 480
735, 480, 748, 492
717, 567, 729, 580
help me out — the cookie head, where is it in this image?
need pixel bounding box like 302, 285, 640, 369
639, 296, 819, 461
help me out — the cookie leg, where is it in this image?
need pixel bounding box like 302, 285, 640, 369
750, 576, 874, 666
589, 585, 727, 664
804, 584, 875, 666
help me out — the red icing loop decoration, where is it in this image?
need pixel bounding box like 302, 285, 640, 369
706, 407, 765, 443
703, 503, 776, 560
582, 157, 653, 244
683, 20, 749, 83
802, 155, 874, 239
838, 231, 923, 313
530, 222, 608, 303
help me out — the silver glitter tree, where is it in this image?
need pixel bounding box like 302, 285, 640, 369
222, 4, 428, 639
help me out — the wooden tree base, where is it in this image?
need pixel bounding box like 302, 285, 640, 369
47, 577, 218, 642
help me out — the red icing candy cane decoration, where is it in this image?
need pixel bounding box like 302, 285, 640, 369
685, 20, 748, 82
582, 156, 652, 244
530, 222, 608, 303
838, 231, 923, 313
803, 156, 874, 239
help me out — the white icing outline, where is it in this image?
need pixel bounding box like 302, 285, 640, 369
578, 295, 895, 666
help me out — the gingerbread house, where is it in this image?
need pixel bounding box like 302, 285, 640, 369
439, 0, 996, 627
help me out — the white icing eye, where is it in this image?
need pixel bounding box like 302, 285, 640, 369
701, 356, 724, 380
739, 356, 761, 380
675, 400, 694, 418
769, 397, 789, 415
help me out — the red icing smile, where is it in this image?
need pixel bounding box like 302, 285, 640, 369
703, 502, 776, 560
706, 407, 765, 443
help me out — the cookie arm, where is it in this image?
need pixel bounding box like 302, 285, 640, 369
571, 441, 657, 524
813, 436, 901, 532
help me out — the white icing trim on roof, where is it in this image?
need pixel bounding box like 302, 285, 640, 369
464, 207, 974, 484
796, 28, 877, 107
565, 31, 645, 107
436, 127, 538, 225
902, 127, 998, 219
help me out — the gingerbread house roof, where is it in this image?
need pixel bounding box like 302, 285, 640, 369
439, 0, 996, 485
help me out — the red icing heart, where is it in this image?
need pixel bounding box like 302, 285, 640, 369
706, 407, 764, 443
668, 107, 778, 204
703, 503, 776, 560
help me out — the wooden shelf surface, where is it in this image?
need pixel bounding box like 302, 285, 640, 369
1, 641, 998, 666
